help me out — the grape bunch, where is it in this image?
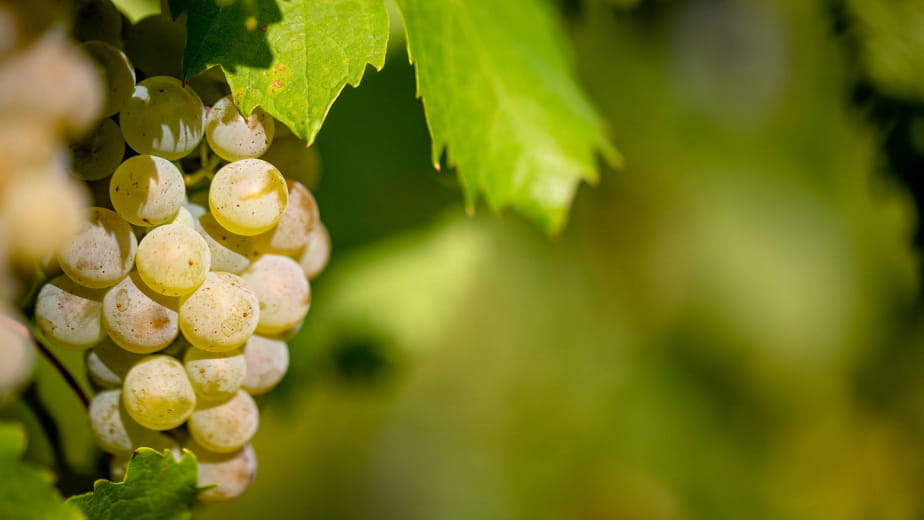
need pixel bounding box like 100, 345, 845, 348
27, 1, 331, 503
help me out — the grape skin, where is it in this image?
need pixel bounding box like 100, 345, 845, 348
241, 335, 288, 395
184, 346, 246, 401
34, 275, 106, 350
102, 271, 179, 354
205, 95, 275, 162
122, 355, 196, 431
297, 221, 331, 280
187, 390, 259, 453
110, 155, 185, 226
124, 15, 185, 79
195, 213, 256, 274
242, 254, 310, 335
0, 319, 34, 403
209, 159, 288, 236
85, 336, 143, 389
188, 440, 257, 503
259, 133, 321, 190
89, 389, 176, 454
136, 223, 211, 297
120, 76, 205, 160
71, 118, 125, 181
80, 40, 135, 117
179, 271, 259, 352
253, 180, 319, 255
57, 207, 137, 289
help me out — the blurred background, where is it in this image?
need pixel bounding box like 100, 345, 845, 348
12, 0, 924, 518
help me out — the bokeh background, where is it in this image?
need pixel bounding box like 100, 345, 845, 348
10, 0, 924, 518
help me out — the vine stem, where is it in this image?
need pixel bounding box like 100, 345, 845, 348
3, 315, 89, 409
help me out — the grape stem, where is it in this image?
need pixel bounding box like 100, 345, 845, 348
3, 315, 89, 409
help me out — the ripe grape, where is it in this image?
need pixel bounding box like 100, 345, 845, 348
120, 76, 205, 160
209, 159, 288, 236
297, 221, 331, 280
57, 207, 137, 289
189, 441, 257, 503
80, 41, 135, 117
205, 95, 275, 161
135, 223, 211, 297
0, 319, 34, 403
169, 206, 196, 228
259, 133, 321, 190
122, 355, 196, 430
89, 389, 176, 454
187, 390, 258, 453
178, 271, 259, 352
102, 272, 179, 354
195, 213, 256, 274
184, 346, 246, 401
241, 335, 288, 395
242, 255, 310, 335
34, 275, 106, 350
253, 180, 319, 255
85, 337, 143, 389
71, 118, 125, 181
110, 155, 185, 226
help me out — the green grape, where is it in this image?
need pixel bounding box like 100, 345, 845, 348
179, 271, 259, 352
205, 95, 275, 161
72, 0, 122, 46
80, 41, 135, 117
241, 255, 310, 335
34, 275, 106, 350
120, 76, 205, 160
195, 213, 256, 274
209, 159, 288, 236
85, 337, 143, 389
89, 389, 177, 454
102, 272, 179, 353
188, 440, 257, 503
0, 319, 34, 403
136, 223, 211, 297
122, 355, 196, 430
110, 155, 185, 226
297, 221, 331, 280
241, 335, 288, 395
187, 68, 229, 106
124, 14, 184, 79
259, 133, 321, 190
184, 346, 246, 401
187, 390, 258, 453
71, 118, 125, 181
57, 207, 137, 289
253, 180, 319, 255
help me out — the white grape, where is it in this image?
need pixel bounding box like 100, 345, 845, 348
57, 207, 137, 289
0, 318, 34, 403
205, 95, 275, 161
89, 389, 177, 454
259, 133, 321, 190
179, 271, 259, 352
71, 118, 125, 181
122, 355, 196, 430
80, 40, 135, 117
169, 206, 195, 228
85, 337, 143, 389
209, 159, 288, 236
136, 223, 211, 297
241, 335, 288, 395
184, 346, 246, 401
187, 390, 258, 453
195, 213, 256, 274
102, 272, 180, 353
110, 155, 185, 226
120, 76, 205, 160
253, 180, 319, 255
34, 275, 105, 350
189, 440, 257, 503
297, 221, 331, 280
241, 255, 310, 335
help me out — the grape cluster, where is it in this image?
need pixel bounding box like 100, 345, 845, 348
28, 2, 330, 503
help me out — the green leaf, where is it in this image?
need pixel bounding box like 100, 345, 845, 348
394, 0, 619, 233
0, 422, 85, 520
173, 0, 388, 143
67, 448, 199, 520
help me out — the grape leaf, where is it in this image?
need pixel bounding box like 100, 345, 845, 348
0, 422, 85, 520
395, 0, 619, 233
67, 448, 199, 520
172, 0, 388, 143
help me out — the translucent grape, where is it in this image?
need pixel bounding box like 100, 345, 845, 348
189, 441, 257, 503
0, 319, 34, 403
184, 346, 246, 401
80, 40, 135, 117
297, 221, 331, 280
241, 255, 310, 335
85, 337, 143, 389
241, 335, 288, 395
34, 275, 105, 350
89, 389, 177, 454
122, 355, 196, 430
187, 390, 259, 453
57, 207, 137, 289
110, 155, 185, 226
169, 206, 195, 228
259, 133, 321, 190
196, 213, 256, 274
205, 95, 275, 161
124, 14, 184, 79
120, 76, 205, 160
102, 272, 180, 353
209, 159, 288, 236
253, 181, 319, 255
179, 272, 259, 352
136, 224, 211, 297
71, 118, 125, 181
